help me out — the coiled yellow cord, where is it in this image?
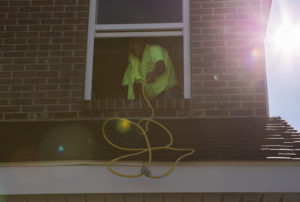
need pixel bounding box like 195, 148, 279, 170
102, 82, 195, 178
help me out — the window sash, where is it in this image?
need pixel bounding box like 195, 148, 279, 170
85, 0, 191, 100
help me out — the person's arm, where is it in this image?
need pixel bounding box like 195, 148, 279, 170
146, 60, 166, 83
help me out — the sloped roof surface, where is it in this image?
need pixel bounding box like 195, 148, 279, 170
0, 117, 299, 162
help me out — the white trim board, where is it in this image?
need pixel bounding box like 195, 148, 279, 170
1, 164, 300, 194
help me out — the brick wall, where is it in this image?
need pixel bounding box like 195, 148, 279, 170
0, 0, 88, 121
189, 0, 268, 117
0, 0, 269, 121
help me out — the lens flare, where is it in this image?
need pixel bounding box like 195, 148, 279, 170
214, 74, 219, 81
58, 145, 64, 152
251, 47, 262, 58
116, 119, 131, 133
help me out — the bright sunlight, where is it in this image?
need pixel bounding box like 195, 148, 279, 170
265, 0, 300, 132
270, 17, 300, 55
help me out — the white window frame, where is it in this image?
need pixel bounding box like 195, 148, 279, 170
84, 0, 191, 100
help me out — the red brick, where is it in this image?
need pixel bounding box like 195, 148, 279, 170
0, 99, 8, 105
205, 110, 228, 116
34, 99, 57, 105
59, 98, 81, 104
37, 58, 60, 64
0, 106, 20, 112
11, 85, 34, 91
47, 105, 69, 111
217, 102, 241, 109
23, 92, 46, 98
61, 57, 85, 64
31, 12, 52, 18
47, 91, 70, 97
192, 103, 215, 109
42, 6, 64, 12
230, 109, 254, 116
5, 113, 27, 120
22, 106, 45, 112
202, 15, 225, 21
14, 58, 36, 64
0, 1, 8, 6
28, 25, 51, 31
72, 90, 83, 97
48, 78, 71, 84
0, 45, 13, 51
54, 112, 77, 119
24, 78, 46, 84
16, 45, 38, 51
0, 86, 9, 91
52, 38, 73, 43
230, 95, 254, 102
191, 8, 213, 15
52, 25, 74, 31
214, 8, 236, 14
242, 102, 266, 109
216, 88, 240, 94
12, 71, 35, 77
9, 1, 30, 6
36, 71, 59, 77
55, 0, 76, 5
16, 32, 39, 38
39, 44, 61, 50
203, 41, 225, 47
10, 99, 32, 105
19, 7, 41, 12
0, 7, 18, 12
5, 38, 26, 44
35, 84, 58, 91
32, 0, 53, 6
27, 51, 49, 57
54, 12, 75, 18
40, 31, 62, 38
65, 5, 88, 11
0, 59, 12, 64
8, 13, 30, 19
205, 95, 228, 102
41, 19, 63, 25
0, 79, 22, 85
0, 72, 11, 78
50, 51, 72, 57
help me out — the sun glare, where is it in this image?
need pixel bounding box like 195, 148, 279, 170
268, 17, 300, 56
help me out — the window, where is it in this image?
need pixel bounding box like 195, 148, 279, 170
85, 0, 191, 100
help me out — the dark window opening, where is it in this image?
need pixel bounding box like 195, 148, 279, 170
97, 0, 182, 24
92, 37, 184, 99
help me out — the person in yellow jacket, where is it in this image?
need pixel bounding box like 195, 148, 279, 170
122, 38, 180, 100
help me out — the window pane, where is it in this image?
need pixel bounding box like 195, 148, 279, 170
92, 37, 183, 99
97, 0, 182, 24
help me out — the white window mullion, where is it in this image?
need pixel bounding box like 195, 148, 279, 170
95, 23, 183, 32
84, 0, 97, 100
95, 31, 183, 38
183, 0, 191, 99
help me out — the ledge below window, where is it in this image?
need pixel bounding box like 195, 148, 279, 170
81, 98, 191, 111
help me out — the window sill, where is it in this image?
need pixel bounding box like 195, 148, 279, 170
81, 98, 191, 111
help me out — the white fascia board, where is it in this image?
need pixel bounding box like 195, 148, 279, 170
94, 31, 183, 38
95, 23, 183, 31
1, 163, 300, 195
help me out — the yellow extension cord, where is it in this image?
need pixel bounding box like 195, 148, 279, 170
102, 82, 195, 179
